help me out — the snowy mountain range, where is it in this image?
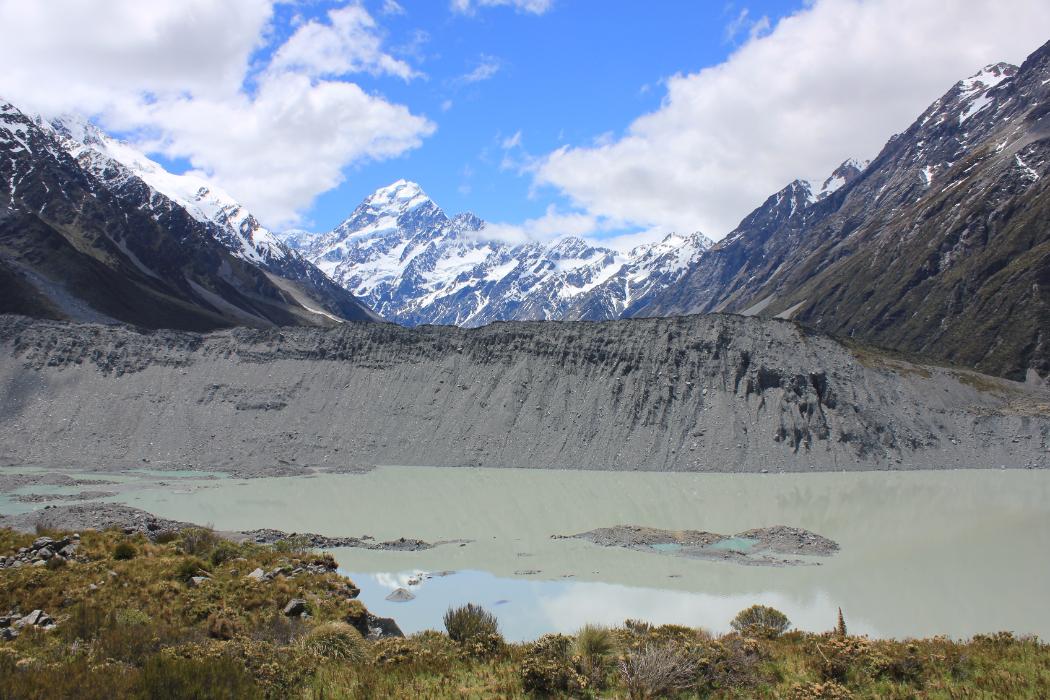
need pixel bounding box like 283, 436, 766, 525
280, 179, 713, 326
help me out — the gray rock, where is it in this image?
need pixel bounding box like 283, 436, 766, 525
385, 587, 415, 602
14, 610, 46, 628
246, 568, 266, 581
1, 628, 17, 641
188, 576, 210, 588
283, 599, 308, 617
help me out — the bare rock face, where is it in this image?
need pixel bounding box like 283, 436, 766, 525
0, 313, 1047, 474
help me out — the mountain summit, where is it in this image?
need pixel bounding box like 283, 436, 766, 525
282, 183, 713, 326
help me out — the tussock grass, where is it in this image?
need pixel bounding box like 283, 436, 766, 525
2, 527, 1049, 698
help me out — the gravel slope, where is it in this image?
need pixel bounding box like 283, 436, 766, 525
0, 314, 1047, 474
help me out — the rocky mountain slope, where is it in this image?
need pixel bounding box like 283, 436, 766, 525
282, 180, 712, 326
1, 313, 1046, 474
0, 102, 377, 330
631, 41, 1050, 382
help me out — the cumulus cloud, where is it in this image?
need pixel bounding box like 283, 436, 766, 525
451, 0, 553, 15
479, 205, 608, 245
534, 0, 1050, 239
270, 4, 419, 80
0, 0, 434, 227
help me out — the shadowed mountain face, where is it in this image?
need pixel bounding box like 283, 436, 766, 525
632, 43, 1050, 382
0, 103, 377, 330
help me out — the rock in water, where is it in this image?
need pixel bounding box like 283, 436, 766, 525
385, 587, 416, 602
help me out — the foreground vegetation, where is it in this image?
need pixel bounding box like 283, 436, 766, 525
0, 527, 1047, 699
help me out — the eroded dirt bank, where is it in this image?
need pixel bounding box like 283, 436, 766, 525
0, 313, 1047, 474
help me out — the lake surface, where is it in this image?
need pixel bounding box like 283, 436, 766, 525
42, 466, 1050, 641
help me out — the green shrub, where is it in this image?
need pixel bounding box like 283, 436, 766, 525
175, 557, 210, 583
521, 634, 588, 695
113, 541, 137, 560
730, 605, 791, 638
210, 541, 240, 566
301, 621, 369, 663
443, 603, 499, 643
180, 527, 220, 556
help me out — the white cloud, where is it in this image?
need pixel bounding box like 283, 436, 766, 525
478, 205, 607, 245
270, 4, 419, 80
458, 55, 502, 84
381, 0, 406, 16
0, 0, 433, 228
534, 0, 1050, 239
501, 130, 523, 149
451, 0, 553, 15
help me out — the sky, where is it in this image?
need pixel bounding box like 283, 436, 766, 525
1, 0, 1049, 246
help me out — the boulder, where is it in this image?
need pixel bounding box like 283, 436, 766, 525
14, 610, 49, 628
283, 599, 308, 617
188, 576, 210, 588
1, 628, 17, 641
385, 587, 416, 602
246, 568, 266, 581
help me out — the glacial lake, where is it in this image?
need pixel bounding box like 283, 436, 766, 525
21, 466, 1050, 641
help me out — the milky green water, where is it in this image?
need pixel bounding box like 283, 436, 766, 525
101, 467, 1050, 640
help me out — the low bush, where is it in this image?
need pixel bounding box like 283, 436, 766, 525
175, 557, 210, 582
730, 604, 791, 638
180, 527, 220, 556
113, 541, 137, 560
209, 541, 240, 566
619, 643, 698, 700
520, 634, 588, 696
443, 603, 499, 643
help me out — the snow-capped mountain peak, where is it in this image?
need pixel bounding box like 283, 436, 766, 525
365, 178, 430, 212
282, 181, 714, 326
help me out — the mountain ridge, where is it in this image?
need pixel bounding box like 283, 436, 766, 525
282, 179, 714, 326
629, 46, 1050, 382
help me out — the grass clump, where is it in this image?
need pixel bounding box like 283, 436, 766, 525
443, 602, 499, 644
301, 621, 369, 663
112, 541, 137, 560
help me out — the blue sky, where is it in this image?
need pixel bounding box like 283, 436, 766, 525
3, 0, 1048, 243
294, 0, 806, 232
